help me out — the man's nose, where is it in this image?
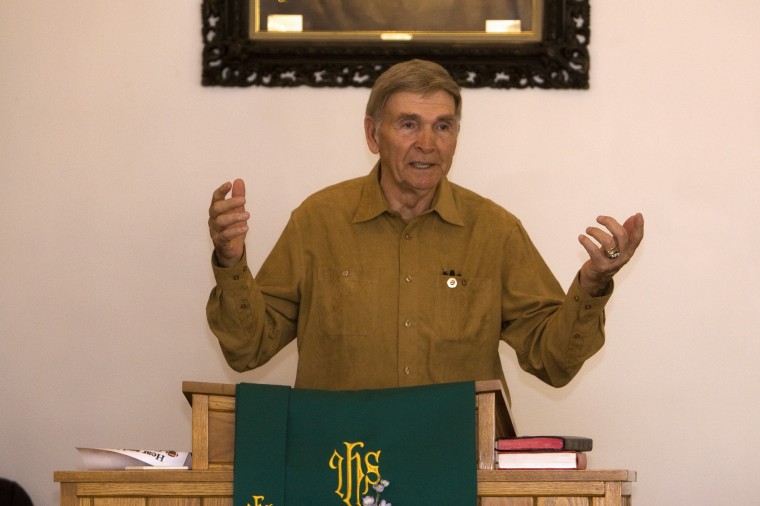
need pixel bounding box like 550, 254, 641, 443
415, 128, 435, 151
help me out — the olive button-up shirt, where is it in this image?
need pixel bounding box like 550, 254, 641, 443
207, 165, 610, 395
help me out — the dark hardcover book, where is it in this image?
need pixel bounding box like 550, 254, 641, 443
495, 436, 592, 452
496, 451, 588, 470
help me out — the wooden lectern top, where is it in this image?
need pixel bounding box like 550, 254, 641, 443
181, 379, 516, 470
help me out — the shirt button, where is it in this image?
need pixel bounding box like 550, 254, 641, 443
233, 275, 240, 281
341, 270, 350, 277
574, 333, 582, 339
404, 320, 413, 327
574, 296, 580, 302
404, 233, 412, 240
404, 275, 413, 283
240, 304, 248, 309
404, 367, 411, 375
585, 304, 592, 310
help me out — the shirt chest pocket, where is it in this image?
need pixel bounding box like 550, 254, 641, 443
434, 276, 492, 341
316, 267, 379, 336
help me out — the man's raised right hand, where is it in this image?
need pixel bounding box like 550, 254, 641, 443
208, 179, 249, 268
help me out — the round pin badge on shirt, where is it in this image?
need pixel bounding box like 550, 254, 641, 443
447, 277, 458, 288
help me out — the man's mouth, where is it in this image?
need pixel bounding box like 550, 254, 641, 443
410, 162, 433, 169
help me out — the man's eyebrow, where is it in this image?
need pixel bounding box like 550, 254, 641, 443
396, 113, 421, 122
395, 113, 457, 122
437, 114, 458, 123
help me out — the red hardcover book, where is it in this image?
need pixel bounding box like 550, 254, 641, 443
495, 436, 592, 452
496, 451, 588, 470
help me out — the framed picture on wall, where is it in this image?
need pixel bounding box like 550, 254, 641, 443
201, 0, 590, 89
252, 0, 536, 36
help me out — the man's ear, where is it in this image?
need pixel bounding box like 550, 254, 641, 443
364, 116, 380, 154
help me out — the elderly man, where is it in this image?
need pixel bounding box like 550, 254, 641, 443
207, 59, 644, 397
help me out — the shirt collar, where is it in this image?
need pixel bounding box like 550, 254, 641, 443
353, 162, 465, 227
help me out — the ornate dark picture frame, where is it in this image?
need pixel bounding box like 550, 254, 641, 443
201, 0, 590, 89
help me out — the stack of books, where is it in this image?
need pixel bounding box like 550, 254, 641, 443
494, 436, 592, 470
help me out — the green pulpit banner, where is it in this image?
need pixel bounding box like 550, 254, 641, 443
234, 381, 477, 506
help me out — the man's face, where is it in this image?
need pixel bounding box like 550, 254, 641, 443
365, 90, 459, 199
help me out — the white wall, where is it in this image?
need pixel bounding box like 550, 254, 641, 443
1, 1, 759, 504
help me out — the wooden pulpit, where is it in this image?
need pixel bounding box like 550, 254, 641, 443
54, 380, 635, 505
